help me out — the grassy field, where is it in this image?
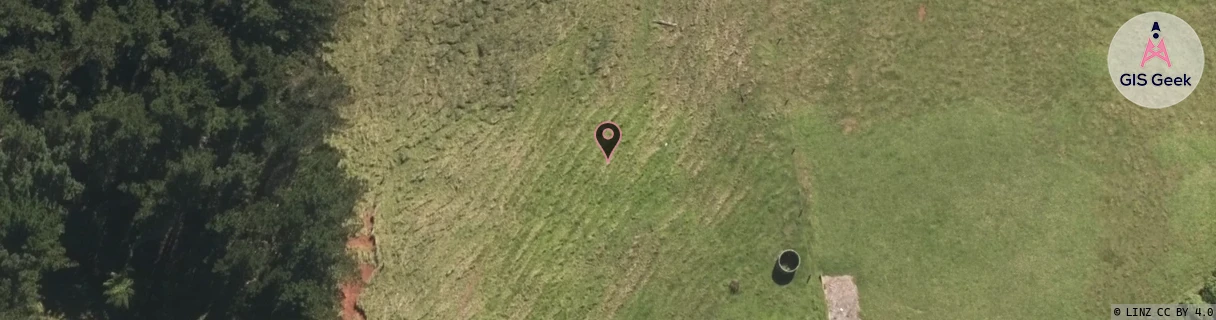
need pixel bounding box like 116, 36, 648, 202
324, 1, 1216, 319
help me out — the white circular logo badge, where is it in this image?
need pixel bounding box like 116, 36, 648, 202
1108, 12, 1204, 109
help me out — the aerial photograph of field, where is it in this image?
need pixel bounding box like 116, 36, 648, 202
3, 0, 1216, 319
323, 1, 1216, 319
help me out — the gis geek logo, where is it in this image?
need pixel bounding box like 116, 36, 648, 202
1121, 22, 1190, 86
1108, 12, 1204, 109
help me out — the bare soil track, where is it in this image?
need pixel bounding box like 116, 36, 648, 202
342, 211, 377, 320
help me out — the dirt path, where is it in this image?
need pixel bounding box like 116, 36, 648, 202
341, 209, 378, 320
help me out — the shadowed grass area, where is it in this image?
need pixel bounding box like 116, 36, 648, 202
326, 0, 1216, 319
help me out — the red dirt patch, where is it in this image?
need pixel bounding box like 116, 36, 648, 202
359, 263, 376, 283
341, 209, 378, 320
347, 236, 374, 250
340, 281, 365, 320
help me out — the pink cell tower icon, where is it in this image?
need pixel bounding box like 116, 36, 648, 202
1141, 22, 1171, 68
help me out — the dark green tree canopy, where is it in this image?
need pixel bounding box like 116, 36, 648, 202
1, 0, 361, 318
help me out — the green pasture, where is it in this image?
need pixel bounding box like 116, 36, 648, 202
327, 1, 1216, 319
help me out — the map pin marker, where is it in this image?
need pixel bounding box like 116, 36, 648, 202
594, 121, 621, 165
